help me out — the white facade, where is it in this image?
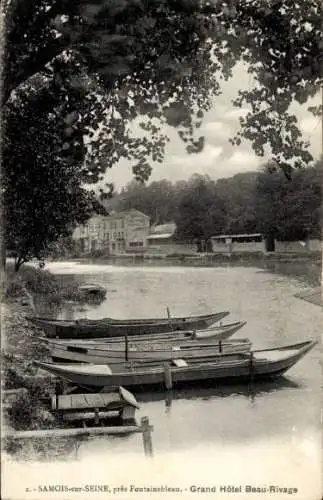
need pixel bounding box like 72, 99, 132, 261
211, 233, 266, 253
72, 210, 150, 254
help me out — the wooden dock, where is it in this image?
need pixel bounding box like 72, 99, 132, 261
3, 387, 153, 456
52, 388, 139, 424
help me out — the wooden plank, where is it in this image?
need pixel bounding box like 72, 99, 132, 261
63, 410, 120, 422
3, 425, 153, 440
119, 386, 140, 409
99, 393, 106, 406
71, 393, 87, 409
120, 406, 136, 422
172, 359, 187, 367
51, 393, 123, 411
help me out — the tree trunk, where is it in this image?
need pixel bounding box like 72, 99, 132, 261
0, 218, 5, 271
1, 239, 5, 271
205, 239, 213, 253
14, 257, 25, 272
265, 233, 275, 252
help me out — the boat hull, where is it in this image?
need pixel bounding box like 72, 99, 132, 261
35, 340, 317, 390
40, 321, 246, 344
47, 339, 252, 364
27, 311, 230, 338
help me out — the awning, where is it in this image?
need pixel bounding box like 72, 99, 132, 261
147, 233, 174, 240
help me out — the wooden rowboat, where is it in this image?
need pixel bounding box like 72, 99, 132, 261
38, 321, 247, 345
41, 337, 252, 364
78, 284, 107, 299
34, 340, 317, 390
26, 311, 230, 339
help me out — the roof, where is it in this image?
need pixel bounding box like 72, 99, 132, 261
120, 209, 150, 218
107, 209, 150, 220
147, 233, 174, 240
212, 233, 262, 239
150, 222, 176, 235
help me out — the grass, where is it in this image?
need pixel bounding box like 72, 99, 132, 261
2, 262, 107, 441
3, 262, 103, 313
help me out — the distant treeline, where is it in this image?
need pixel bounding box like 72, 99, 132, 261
106, 161, 321, 248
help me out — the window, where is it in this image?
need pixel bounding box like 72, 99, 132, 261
129, 241, 143, 247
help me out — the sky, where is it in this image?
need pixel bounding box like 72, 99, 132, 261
103, 64, 322, 190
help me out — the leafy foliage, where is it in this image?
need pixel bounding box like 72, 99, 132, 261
174, 175, 225, 251
110, 160, 322, 246
256, 162, 322, 241
3, 79, 97, 270
1, 0, 322, 265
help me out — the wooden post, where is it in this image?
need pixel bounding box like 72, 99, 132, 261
166, 307, 171, 319
120, 405, 136, 423
249, 352, 254, 385
55, 382, 60, 414
125, 335, 128, 361
141, 417, 153, 458
219, 341, 222, 353
163, 363, 172, 390
165, 390, 172, 409
94, 408, 99, 426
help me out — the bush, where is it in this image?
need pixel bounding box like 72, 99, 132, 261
4, 279, 24, 298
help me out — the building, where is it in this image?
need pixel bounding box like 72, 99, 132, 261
72, 209, 150, 254
146, 223, 177, 247
146, 222, 196, 254
211, 233, 266, 253
211, 233, 321, 254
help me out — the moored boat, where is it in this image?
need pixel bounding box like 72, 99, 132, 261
34, 340, 317, 390
78, 283, 107, 299
37, 321, 247, 345
41, 336, 252, 364
26, 311, 230, 339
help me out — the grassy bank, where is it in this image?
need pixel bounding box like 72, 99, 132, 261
1, 264, 105, 452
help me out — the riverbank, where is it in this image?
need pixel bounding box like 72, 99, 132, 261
62, 249, 322, 264
53, 251, 321, 287
1, 265, 106, 448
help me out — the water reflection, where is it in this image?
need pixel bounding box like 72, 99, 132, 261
8, 261, 320, 498
138, 377, 302, 406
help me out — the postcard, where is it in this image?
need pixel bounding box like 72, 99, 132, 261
1, 1, 322, 500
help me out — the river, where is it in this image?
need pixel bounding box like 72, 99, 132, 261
4, 261, 322, 500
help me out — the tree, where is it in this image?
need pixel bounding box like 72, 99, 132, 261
3, 0, 322, 178
215, 173, 260, 235
1, 0, 322, 267
2, 82, 101, 271
175, 175, 225, 251
111, 179, 178, 224
256, 160, 322, 246
2, 0, 219, 267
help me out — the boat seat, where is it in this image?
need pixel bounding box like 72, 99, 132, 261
172, 359, 188, 367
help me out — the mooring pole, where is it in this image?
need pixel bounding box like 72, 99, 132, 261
55, 381, 60, 414
94, 408, 99, 426
125, 335, 128, 361
163, 363, 173, 390
141, 416, 153, 458
249, 352, 254, 385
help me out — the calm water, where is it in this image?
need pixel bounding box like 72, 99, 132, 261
4, 262, 322, 500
